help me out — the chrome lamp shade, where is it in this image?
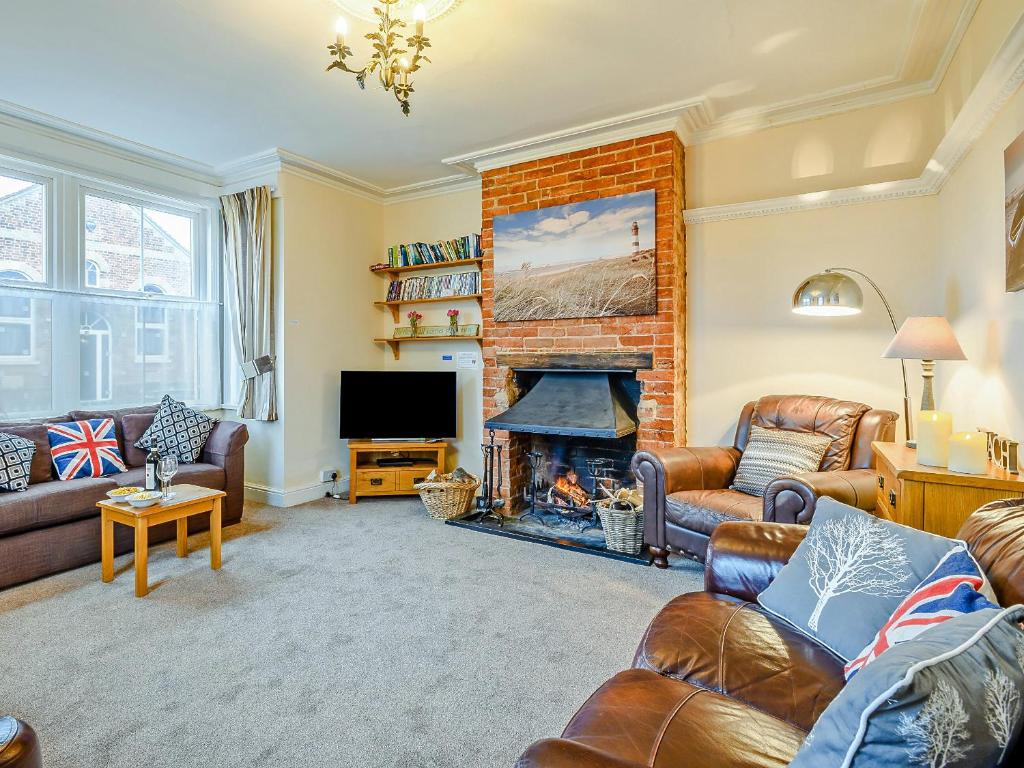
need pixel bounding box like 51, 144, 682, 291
792, 271, 864, 316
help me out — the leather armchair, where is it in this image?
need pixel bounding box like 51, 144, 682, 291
0, 717, 40, 768
632, 394, 897, 566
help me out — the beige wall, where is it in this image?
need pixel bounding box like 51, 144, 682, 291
935, 84, 1024, 437
686, 195, 939, 445
379, 188, 484, 476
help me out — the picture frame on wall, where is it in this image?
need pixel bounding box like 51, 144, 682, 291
491, 190, 657, 321
1004, 129, 1024, 291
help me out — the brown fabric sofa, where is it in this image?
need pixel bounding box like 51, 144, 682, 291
0, 405, 248, 590
516, 498, 1024, 768
632, 394, 898, 565
0, 717, 39, 768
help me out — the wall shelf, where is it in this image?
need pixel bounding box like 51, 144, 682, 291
373, 335, 483, 361
374, 293, 483, 322
371, 257, 483, 280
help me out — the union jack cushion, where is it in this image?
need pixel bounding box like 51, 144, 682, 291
46, 419, 126, 481
844, 546, 997, 680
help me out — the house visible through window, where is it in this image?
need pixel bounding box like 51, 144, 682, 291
85, 259, 100, 288
0, 270, 33, 360
136, 284, 168, 361
80, 311, 112, 402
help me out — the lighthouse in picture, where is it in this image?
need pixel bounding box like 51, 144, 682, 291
632, 221, 640, 256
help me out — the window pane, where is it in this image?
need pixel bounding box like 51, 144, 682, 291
80, 300, 144, 406
0, 289, 52, 418
143, 209, 193, 297
0, 175, 46, 283
84, 195, 142, 292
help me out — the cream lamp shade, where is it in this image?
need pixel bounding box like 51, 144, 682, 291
883, 316, 965, 411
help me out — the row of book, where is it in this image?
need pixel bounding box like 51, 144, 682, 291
386, 271, 481, 301
386, 233, 482, 267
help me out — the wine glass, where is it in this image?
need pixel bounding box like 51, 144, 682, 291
158, 455, 179, 501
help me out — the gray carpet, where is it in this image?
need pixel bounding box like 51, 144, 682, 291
0, 497, 702, 768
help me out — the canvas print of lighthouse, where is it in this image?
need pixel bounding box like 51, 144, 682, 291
492, 190, 657, 321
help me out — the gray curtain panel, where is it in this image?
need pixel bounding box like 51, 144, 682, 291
220, 186, 278, 421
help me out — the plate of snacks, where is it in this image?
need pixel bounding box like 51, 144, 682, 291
126, 491, 163, 509
107, 486, 143, 501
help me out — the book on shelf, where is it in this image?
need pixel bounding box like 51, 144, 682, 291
385, 233, 482, 268
385, 270, 481, 302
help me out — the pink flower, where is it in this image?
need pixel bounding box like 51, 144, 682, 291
447, 309, 460, 318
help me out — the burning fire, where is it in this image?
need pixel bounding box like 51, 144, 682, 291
551, 469, 590, 508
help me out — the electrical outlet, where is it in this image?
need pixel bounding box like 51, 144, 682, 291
320, 469, 339, 482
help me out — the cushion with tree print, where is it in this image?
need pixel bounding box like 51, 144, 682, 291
790, 605, 1024, 768
758, 498, 962, 661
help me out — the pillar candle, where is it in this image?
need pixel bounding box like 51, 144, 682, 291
948, 431, 990, 474
917, 411, 953, 467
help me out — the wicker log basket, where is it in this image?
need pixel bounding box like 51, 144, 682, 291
595, 489, 644, 555
415, 468, 481, 520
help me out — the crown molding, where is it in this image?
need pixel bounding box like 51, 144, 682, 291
442, 99, 709, 174
684, 10, 1024, 225
0, 98, 222, 188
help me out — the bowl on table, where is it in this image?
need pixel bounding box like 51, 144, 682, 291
126, 491, 163, 509
107, 486, 143, 502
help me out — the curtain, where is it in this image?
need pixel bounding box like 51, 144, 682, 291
221, 186, 277, 421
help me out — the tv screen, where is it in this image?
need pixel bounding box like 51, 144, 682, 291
339, 371, 457, 440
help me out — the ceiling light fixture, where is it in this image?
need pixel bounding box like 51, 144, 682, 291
327, 0, 435, 116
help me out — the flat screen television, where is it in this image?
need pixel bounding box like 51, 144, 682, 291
339, 371, 457, 440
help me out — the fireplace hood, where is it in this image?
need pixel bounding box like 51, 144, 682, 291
484, 372, 638, 439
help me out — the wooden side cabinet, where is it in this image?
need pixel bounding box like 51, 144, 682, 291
347, 441, 447, 503
871, 441, 1024, 538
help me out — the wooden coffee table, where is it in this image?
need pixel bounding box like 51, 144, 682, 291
97, 484, 226, 597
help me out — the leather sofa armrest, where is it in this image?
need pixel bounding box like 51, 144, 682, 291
516, 739, 646, 768
201, 421, 249, 468
763, 468, 877, 525
632, 447, 741, 553
705, 521, 807, 601
0, 717, 41, 768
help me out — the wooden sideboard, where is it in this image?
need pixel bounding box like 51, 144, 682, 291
348, 440, 447, 503
871, 441, 1024, 537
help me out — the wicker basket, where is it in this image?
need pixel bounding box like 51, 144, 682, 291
415, 470, 481, 520
596, 496, 644, 555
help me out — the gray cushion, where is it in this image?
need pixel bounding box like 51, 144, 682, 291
0, 424, 54, 484
116, 463, 225, 491
758, 498, 961, 660
0, 476, 117, 535
732, 425, 831, 497
790, 606, 1024, 767
121, 413, 155, 467
0, 432, 34, 492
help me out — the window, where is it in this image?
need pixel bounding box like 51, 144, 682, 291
0, 173, 46, 284
84, 193, 195, 297
136, 284, 168, 361
0, 157, 220, 419
0, 270, 32, 360
84, 259, 100, 288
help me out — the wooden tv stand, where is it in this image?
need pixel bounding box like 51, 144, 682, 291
347, 440, 448, 503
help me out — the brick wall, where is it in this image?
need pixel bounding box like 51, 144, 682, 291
480, 131, 686, 502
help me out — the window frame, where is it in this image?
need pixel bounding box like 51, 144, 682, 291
0, 164, 56, 289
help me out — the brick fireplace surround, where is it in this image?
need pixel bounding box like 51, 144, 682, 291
480, 131, 686, 504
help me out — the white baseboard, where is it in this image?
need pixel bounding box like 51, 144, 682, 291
245, 476, 350, 507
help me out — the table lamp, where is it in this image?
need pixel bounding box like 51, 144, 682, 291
882, 316, 965, 412
792, 267, 913, 444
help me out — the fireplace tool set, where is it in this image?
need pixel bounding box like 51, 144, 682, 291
475, 429, 506, 525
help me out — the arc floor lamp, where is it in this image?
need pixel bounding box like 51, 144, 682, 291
791, 268, 914, 444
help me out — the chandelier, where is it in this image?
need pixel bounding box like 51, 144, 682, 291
327, 0, 436, 116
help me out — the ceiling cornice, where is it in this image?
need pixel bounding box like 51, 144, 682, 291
683, 10, 1024, 225
441, 99, 709, 174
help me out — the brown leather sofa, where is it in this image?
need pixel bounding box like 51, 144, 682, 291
0, 717, 39, 768
516, 498, 1024, 768
0, 405, 248, 590
632, 394, 897, 565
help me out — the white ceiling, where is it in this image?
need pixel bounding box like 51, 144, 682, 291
0, 0, 974, 190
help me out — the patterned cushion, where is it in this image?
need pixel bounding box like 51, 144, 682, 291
845, 546, 998, 680
731, 425, 831, 497
757, 499, 962, 661
134, 395, 216, 464
0, 432, 35, 491
790, 606, 1024, 768
46, 419, 126, 480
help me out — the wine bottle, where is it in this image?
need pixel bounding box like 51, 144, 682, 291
145, 447, 163, 492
